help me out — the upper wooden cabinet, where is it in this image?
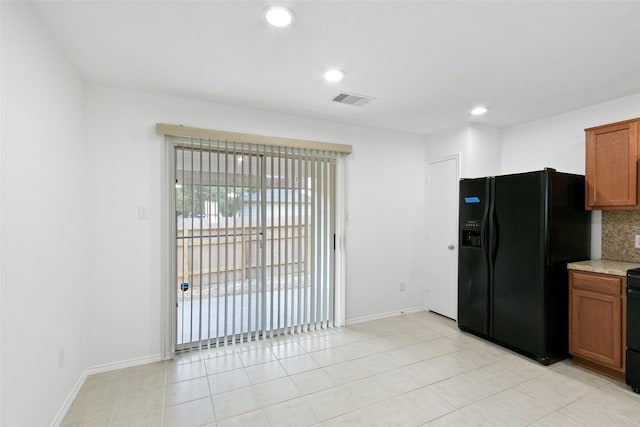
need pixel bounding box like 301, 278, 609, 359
585, 118, 640, 210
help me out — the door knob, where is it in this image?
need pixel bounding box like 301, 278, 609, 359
448, 245, 455, 250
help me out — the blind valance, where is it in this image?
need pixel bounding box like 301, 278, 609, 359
156, 123, 352, 154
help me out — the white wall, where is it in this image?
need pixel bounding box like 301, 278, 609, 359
501, 93, 640, 176
1, 3, 89, 426
341, 126, 427, 319
425, 126, 469, 171
425, 123, 501, 178
500, 93, 640, 258
83, 84, 427, 366
468, 124, 502, 178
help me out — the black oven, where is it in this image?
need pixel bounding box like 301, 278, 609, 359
626, 268, 640, 393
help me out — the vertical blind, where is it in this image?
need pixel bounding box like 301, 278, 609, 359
169, 134, 341, 350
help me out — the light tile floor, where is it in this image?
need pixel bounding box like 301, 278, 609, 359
62, 311, 640, 426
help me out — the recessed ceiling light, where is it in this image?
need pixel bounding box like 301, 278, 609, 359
265, 6, 294, 27
471, 106, 488, 115
324, 69, 345, 82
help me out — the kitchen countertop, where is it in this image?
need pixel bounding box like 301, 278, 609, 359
567, 259, 640, 277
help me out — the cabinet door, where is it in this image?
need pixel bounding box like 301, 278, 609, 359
585, 120, 639, 209
570, 288, 623, 369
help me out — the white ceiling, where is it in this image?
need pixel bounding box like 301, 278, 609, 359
32, 1, 640, 136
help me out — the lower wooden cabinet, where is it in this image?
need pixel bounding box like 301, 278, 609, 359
569, 270, 626, 380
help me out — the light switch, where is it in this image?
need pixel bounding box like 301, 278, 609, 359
137, 205, 149, 220
635, 235, 640, 249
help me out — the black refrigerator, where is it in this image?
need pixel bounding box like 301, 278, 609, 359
458, 168, 590, 365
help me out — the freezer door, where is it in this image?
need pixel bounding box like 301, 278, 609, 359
492, 172, 547, 358
458, 178, 490, 335
627, 284, 640, 351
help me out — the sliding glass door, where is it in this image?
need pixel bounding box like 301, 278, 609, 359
174, 140, 335, 350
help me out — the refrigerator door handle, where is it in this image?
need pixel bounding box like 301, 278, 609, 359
490, 208, 499, 262
481, 214, 489, 261
488, 179, 498, 264
487, 177, 495, 337
481, 178, 491, 264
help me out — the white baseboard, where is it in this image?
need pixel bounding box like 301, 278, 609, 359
86, 353, 163, 376
50, 353, 163, 427
50, 368, 88, 427
346, 306, 426, 325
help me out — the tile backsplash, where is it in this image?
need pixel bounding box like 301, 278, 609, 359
601, 210, 640, 262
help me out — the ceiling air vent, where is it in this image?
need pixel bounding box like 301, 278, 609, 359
331, 92, 375, 107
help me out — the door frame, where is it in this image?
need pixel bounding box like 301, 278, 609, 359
161, 139, 176, 359
425, 153, 460, 318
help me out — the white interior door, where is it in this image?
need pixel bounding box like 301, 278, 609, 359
426, 155, 459, 320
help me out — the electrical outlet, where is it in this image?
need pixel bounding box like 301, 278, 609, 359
399, 282, 407, 292
58, 349, 65, 369
635, 235, 640, 249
